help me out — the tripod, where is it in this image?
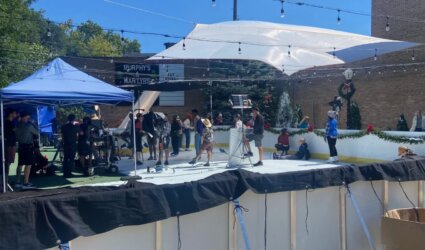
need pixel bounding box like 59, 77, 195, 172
228, 94, 253, 168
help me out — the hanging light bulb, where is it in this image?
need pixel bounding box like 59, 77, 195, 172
374, 48, 378, 61
212, 0, 216, 7
121, 30, 125, 43
182, 37, 186, 50
46, 21, 52, 37
385, 16, 390, 32
238, 42, 241, 54
332, 47, 336, 58
411, 50, 415, 61
281, 64, 285, 73
287, 45, 291, 57
337, 10, 341, 25
280, 0, 285, 18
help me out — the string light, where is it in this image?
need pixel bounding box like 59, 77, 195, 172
385, 16, 390, 32
120, 30, 125, 43
332, 47, 336, 58
46, 21, 52, 37
212, 0, 216, 7
374, 48, 378, 61
411, 50, 415, 61
287, 45, 291, 57
182, 37, 186, 50
337, 9, 341, 25
282, 64, 285, 73
280, 0, 285, 18
238, 42, 241, 54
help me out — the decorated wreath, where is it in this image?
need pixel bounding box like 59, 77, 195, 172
338, 80, 356, 100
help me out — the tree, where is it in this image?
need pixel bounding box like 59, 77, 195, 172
0, 2, 142, 87
0, 0, 51, 86
348, 101, 362, 130
200, 60, 285, 126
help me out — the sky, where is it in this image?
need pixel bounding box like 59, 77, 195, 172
31, 0, 372, 53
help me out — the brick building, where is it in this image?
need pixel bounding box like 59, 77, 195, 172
62, 56, 206, 128
291, 0, 425, 130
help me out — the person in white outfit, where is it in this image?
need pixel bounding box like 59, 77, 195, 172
410, 111, 425, 132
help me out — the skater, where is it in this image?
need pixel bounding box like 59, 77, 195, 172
189, 118, 214, 166
325, 110, 338, 163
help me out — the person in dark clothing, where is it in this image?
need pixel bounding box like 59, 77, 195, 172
143, 111, 158, 160
16, 111, 38, 189
135, 113, 144, 165
170, 115, 182, 156
61, 114, 79, 178
274, 128, 290, 156
78, 117, 93, 175
245, 107, 264, 166
283, 138, 310, 160
396, 114, 409, 131
1, 109, 18, 188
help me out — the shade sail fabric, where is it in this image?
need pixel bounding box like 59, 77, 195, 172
1, 58, 133, 104
149, 21, 418, 75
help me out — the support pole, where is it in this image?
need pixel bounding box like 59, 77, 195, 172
339, 187, 347, 250
290, 191, 296, 250
233, 0, 238, 21
132, 99, 137, 176
1, 98, 6, 193
209, 81, 213, 122
418, 180, 424, 208
155, 221, 163, 250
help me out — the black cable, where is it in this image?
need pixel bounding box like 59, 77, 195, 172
177, 214, 182, 250
305, 186, 310, 235
398, 180, 419, 222
369, 180, 387, 214
264, 191, 268, 250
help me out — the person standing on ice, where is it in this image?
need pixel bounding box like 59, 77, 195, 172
325, 110, 338, 163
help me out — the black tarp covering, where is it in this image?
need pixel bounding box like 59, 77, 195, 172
1, 158, 425, 250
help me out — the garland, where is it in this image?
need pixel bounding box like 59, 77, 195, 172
212, 127, 425, 145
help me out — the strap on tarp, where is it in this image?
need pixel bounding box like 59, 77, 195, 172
233, 199, 251, 250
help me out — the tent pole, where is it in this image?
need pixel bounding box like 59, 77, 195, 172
36, 106, 41, 147
209, 81, 213, 122
1, 98, 6, 193
132, 100, 137, 176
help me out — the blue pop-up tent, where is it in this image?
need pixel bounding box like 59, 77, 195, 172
0, 58, 137, 192
1, 58, 132, 104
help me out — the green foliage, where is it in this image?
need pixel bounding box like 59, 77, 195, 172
348, 101, 362, 130
56, 106, 86, 126
207, 125, 425, 144
200, 60, 284, 125
0, 1, 141, 87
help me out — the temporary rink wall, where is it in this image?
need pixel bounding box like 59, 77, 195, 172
49, 129, 425, 250
58, 180, 424, 250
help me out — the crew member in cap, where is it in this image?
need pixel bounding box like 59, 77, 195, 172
325, 110, 339, 163
189, 118, 214, 166
15, 111, 38, 189
245, 107, 265, 166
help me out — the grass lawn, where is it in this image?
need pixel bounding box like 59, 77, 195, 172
7, 147, 124, 189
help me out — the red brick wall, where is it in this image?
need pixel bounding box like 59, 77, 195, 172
292, 48, 425, 130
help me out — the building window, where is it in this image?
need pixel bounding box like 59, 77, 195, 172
159, 64, 185, 106
159, 91, 184, 106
